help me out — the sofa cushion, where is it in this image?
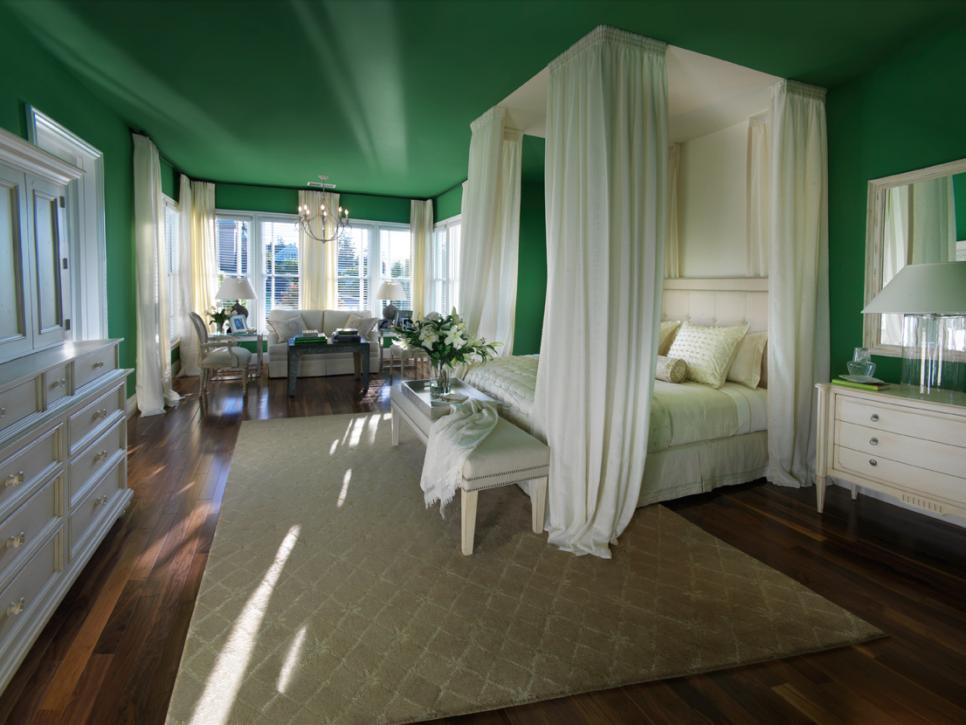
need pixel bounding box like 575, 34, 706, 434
266, 310, 304, 343
322, 309, 359, 335
345, 313, 378, 338
300, 310, 323, 331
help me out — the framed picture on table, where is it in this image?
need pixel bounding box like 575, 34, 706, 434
229, 314, 248, 333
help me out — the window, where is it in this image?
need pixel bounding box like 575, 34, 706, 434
334, 221, 411, 315
337, 226, 370, 310
216, 216, 250, 283
261, 219, 300, 316
162, 199, 181, 343
430, 217, 461, 314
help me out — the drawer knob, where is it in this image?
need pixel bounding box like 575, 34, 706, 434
94, 494, 109, 507
50, 378, 67, 389
869, 458, 878, 467
5, 531, 25, 550
870, 413, 879, 422
869, 437, 879, 446
92, 408, 109, 421
93, 361, 105, 369
0, 407, 5, 417
93, 449, 109, 464
6, 597, 25, 617
3, 471, 25, 488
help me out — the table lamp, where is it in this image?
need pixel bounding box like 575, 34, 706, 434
863, 261, 966, 393
216, 276, 257, 321
376, 280, 405, 325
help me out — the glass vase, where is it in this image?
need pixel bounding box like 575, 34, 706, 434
431, 362, 451, 399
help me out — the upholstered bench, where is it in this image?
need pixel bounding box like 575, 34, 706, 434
390, 382, 549, 555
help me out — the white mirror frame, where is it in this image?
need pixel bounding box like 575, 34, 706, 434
863, 156, 966, 358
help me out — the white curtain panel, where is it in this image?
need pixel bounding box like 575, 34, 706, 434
132, 134, 180, 415
180, 178, 217, 376
909, 176, 956, 264
747, 114, 770, 277
458, 106, 522, 354
881, 185, 909, 344
410, 199, 433, 318
534, 26, 668, 558
766, 80, 830, 488
665, 142, 681, 278
299, 189, 339, 310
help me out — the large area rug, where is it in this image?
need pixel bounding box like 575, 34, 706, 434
167, 413, 881, 724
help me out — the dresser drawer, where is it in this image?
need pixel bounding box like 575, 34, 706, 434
0, 477, 59, 583
70, 461, 123, 559
43, 364, 70, 408
0, 425, 60, 516
0, 531, 61, 646
836, 421, 966, 479
0, 379, 39, 435
68, 385, 124, 456
68, 418, 125, 508
836, 396, 966, 448
73, 347, 116, 391
834, 445, 966, 509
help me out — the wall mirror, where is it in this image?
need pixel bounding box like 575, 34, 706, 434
863, 157, 966, 357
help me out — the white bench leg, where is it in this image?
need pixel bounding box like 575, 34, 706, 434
531, 477, 547, 534
390, 405, 400, 446
461, 489, 478, 556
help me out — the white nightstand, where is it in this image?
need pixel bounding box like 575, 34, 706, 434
815, 383, 966, 517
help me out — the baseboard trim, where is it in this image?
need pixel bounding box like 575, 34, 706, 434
126, 394, 137, 418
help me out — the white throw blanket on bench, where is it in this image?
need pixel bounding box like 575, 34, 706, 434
420, 399, 499, 516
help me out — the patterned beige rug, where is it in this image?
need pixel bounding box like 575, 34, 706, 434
166, 413, 880, 724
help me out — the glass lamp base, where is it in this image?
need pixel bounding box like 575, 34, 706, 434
900, 314, 966, 393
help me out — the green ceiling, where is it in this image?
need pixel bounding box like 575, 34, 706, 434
4, 0, 965, 198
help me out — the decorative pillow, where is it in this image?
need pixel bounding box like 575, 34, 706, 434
728, 331, 768, 389
658, 320, 681, 356
345, 313, 378, 339
266, 314, 304, 344
667, 321, 749, 388
655, 355, 687, 383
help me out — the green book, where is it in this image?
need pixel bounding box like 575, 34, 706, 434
832, 378, 888, 392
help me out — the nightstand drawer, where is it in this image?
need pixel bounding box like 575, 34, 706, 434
836, 396, 966, 447
834, 445, 966, 508
836, 421, 966, 479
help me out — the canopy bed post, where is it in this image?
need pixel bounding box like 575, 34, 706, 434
766, 80, 830, 487
533, 26, 668, 558
459, 106, 522, 354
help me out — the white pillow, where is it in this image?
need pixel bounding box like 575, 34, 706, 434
655, 355, 687, 384
266, 314, 304, 343
658, 320, 681, 356
345, 313, 378, 338
667, 321, 748, 388
728, 331, 767, 389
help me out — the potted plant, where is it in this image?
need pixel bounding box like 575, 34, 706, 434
394, 310, 498, 397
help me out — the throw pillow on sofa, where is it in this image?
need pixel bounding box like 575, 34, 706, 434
266, 313, 304, 343
345, 313, 378, 339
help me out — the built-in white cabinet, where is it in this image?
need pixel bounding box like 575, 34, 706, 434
0, 129, 81, 364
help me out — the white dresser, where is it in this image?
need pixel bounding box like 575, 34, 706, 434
815, 383, 966, 517
0, 340, 131, 692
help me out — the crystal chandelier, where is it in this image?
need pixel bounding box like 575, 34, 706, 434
297, 177, 349, 242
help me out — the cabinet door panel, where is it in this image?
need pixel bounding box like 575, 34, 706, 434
28, 177, 69, 348
0, 165, 33, 362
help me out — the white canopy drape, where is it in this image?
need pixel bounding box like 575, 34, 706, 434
534, 27, 668, 558
410, 199, 433, 318
299, 189, 339, 310
179, 177, 217, 376
766, 80, 829, 488
459, 106, 521, 354
132, 134, 180, 415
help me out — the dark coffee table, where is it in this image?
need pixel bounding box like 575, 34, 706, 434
287, 338, 370, 397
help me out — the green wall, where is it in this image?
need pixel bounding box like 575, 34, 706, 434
954, 173, 966, 242
0, 9, 137, 396
216, 183, 412, 223
827, 24, 966, 388
434, 184, 462, 221
514, 181, 547, 354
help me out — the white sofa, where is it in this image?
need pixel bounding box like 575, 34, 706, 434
266, 309, 381, 379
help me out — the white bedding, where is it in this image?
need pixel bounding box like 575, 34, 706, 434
463, 355, 767, 453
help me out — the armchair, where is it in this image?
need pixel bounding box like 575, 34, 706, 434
189, 312, 255, 405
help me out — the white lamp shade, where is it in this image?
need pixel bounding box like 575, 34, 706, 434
376, 280, 405, 300
216, 276, 256, 300
863, 261, 966, 314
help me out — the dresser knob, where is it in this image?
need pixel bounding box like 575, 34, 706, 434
6, 597, 25, 617
3, 471, 25, 488
0, 407, 5, 417
94, 494, 109, 507
869, 437, 879, 446
93, 361, 105, 369
870, 413, 879, 422
93, 450, 108, 464
5, 532, 25, 550
869, 458, 878, 467
50, 378, 67, 389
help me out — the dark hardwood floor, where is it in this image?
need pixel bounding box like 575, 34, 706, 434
1, 374, 964, 724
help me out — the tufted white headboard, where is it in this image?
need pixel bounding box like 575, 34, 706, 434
662, 277, 768, 332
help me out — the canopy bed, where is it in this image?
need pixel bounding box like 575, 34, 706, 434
454, 25, 829, 557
